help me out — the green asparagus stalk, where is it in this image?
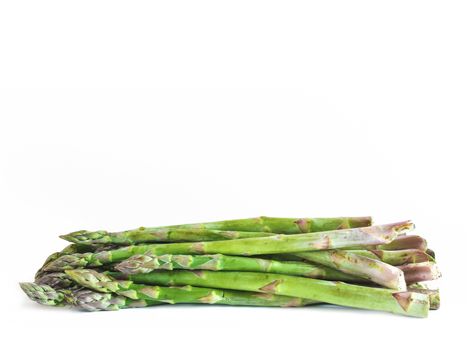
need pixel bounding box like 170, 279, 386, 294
408, 282, 440, 310
168, 216, 373, 233
283, 249, 432, 267
60, 216, 372, 245
61, 228, 274, 245
332, 249, 433, 265
348, 235, 427, 251
115, 253, 363, 283
294, 251, 406, 290
398, 262, 441, 284
106, 270, 429, 317
44, 221, 412, 272
66, 269, 320, 308
260, 248, 433, 265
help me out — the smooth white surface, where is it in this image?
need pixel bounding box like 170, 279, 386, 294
0, 1, 466, 349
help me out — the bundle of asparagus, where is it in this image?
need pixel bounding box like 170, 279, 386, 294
21, 216, 441, 317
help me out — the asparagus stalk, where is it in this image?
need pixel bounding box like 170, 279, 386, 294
115, 253, 363, 282
260, 248, 432, 266
281, 249, 432, 266
106, 270, 429, 317
66, 270, 319, 308
398, 262, 441, 284
337, 249, 433, 265
60, 216, 372, 245
295, 251, 406, 290
61, 228, 275, 245
168, 216, 373, 233
44, 221, 413, 271
348, 235, 427, 251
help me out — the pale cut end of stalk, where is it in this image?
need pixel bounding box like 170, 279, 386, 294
398, 262, 441, 285
408, 282, 440, 310
391, 291, 429, 316
382, 220, 415, 237
352, 221, 414, 248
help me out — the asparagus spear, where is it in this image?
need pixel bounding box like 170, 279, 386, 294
44, 221, 412, 271
348, 249, 433, 265
60, 216, 373, 245
305, 249, 432, 266
285, 249, 431, 266
61, 228, 275, 245
169, 216, 373, 233
398, 262, 441, 284
105, 270, 429, 317
260, 248, 432, 265
66, 269, 319, 308
294, 251, 406, 290
115, 253, 363, 282
20, 282, 164, 310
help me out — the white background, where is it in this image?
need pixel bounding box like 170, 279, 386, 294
1, 1, 466, 349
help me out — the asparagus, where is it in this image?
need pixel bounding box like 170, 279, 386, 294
44, 221, 412, 271
115, 253, 363, 282
69, 288, 163, 311
169, 216, 373, 233
20, 282, 163, 310
286, 249, 431, 266
266, 248, 433, 266
351, 249, 433, 265
398, 262, 441, 284
35, 272, 77, 289
35, 243, 105, 280
60, 216, 372, 245
107, 270, 429, 317
61, 228, 274, 245
408, 282, 440, 310
294, 251, 406, 290
67, 269, 320, 308
20, 282, 69, 306
348, 235, 427, 251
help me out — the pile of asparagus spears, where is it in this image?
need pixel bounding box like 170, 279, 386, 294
21, 216, 441, 317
